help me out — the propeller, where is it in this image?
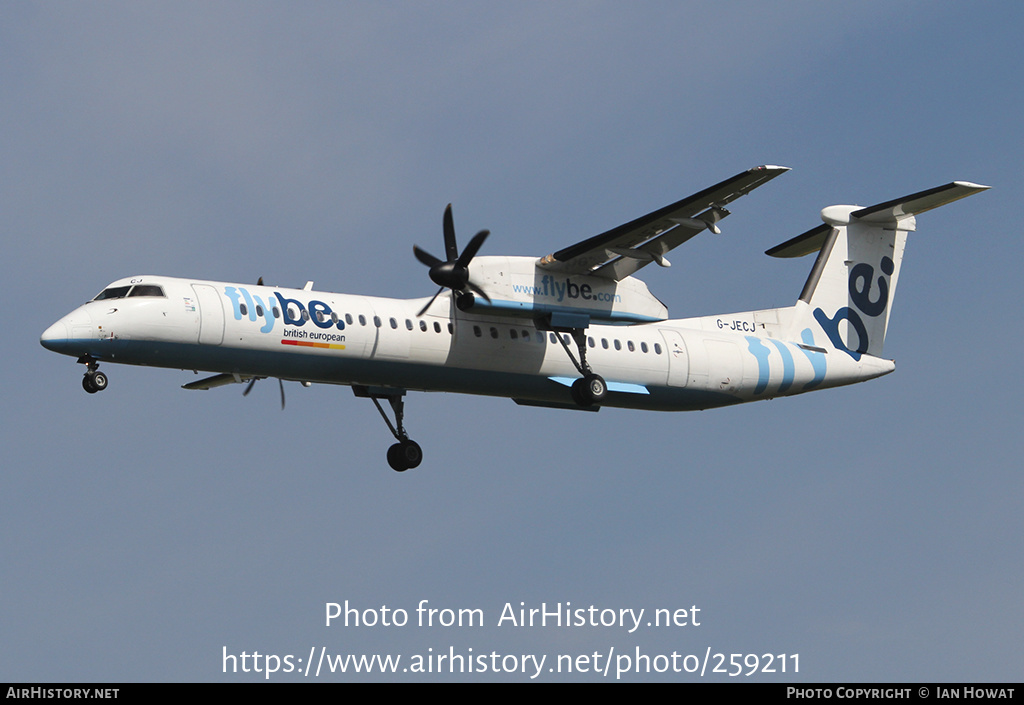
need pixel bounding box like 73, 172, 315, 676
413, 204, 491, 316
243, 377, 286, 410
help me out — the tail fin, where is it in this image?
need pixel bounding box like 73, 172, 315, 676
768, 181, 989, 359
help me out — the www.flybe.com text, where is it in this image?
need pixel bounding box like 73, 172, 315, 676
511, 276, 622, 303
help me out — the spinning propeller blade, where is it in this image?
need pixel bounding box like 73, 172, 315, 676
242, 377, 285, 410
413, 204, 491, 315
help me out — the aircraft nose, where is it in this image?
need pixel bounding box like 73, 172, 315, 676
40, 319, 70, 353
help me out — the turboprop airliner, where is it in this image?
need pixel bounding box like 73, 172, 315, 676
40, 166, 988, 471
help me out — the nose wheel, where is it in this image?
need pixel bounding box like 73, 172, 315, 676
80, 357, 109, 394
387, 440, 423, 473
353, 386, 423, 472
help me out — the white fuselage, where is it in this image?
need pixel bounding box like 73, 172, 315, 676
41, 274, 894, 412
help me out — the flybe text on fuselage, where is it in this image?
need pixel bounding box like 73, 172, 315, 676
223, 286, 345, 335
511, 275, 623, 304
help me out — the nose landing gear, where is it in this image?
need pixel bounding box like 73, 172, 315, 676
79, 356, 108, 394
353, 385, 423, 472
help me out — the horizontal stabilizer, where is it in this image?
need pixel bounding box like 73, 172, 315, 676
766, 223, 831, 259
767, 181, 990, 258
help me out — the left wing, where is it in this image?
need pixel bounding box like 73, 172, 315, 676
538, 165, 789, 280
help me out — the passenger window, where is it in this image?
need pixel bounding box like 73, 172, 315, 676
406, 319, 413, 330
601, 339, 609, 349
346, 314, 354, 325
374, 316, 381, 327
641, 342, 649, 353
420, 320, 428, 332
474, 326, 482, 337
588, 337, 595, 348
359, 314, 367, 326
256, 305, 264, 317
273, 307, 280, 318
434, 322, 441, 333
614, 340, 621, 351
510, 329, 518, 339
390, 318, 398, 329
490, 327, 498, 339
240, 303, 248, 316
654, 343, 662, 354
627, 341, 635, 352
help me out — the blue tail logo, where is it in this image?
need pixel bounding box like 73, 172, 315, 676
813, 256, 894, 360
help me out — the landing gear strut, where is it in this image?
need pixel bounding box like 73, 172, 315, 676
79, 356, 108, 394
553, 328, 607, 408
353, 386, 423, 472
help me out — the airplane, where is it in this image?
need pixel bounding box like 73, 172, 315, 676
40, 166, 988, 471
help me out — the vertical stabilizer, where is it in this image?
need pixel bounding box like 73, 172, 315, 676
767, 181, 989, 359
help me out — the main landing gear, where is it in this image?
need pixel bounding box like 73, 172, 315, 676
353, 386, 423, 472
79, 356, 108, 394
554, 328, 607, 408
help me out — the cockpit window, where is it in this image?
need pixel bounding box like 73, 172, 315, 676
93, 284, 165, 301
127, 285, 165, 297
93, 285, 132, 301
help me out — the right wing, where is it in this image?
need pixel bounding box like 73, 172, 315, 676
538, 165, 789, 280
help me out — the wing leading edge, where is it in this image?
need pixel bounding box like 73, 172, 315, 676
538, 165, 789, 281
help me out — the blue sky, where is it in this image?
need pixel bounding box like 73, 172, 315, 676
3, 1, 1021, 681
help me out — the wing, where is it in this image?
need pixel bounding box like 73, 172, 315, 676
538, 165, 789, 280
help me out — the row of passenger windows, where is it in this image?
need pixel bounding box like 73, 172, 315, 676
235, 305, 459, 334
230, 306, 663, 353
471, 325, 663, 354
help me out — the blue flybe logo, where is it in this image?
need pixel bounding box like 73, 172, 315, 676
813, 256, 893, 360
223, 286, 345, 334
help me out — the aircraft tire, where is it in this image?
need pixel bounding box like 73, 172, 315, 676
400, 440, 423, 469
387, 441, 422, 472
82, 374, 98, 394
572, 374, 607, 407
91, 371, 109, 392
570, 378, 591, 407
387, 443, 408, 472
585, 374, 607, 403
